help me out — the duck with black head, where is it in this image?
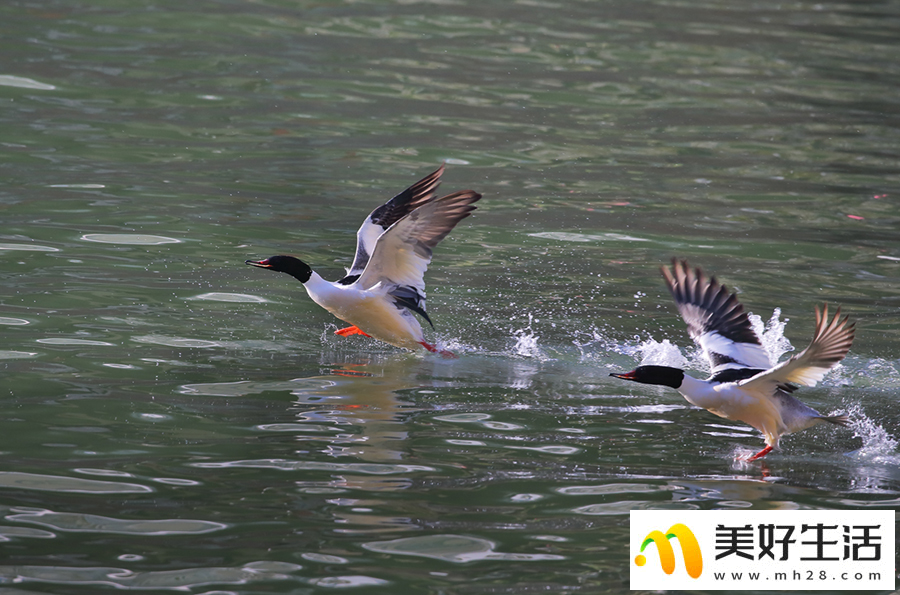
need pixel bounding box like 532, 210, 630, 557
611, 259, 854, 461
247, 165, 480, 357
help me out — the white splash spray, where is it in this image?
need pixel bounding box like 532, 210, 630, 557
749, 308, 794, 364
622, 309, 794, 375
844, 402, 899, 462
638, 338, 687, 368
513, 314, 543, 359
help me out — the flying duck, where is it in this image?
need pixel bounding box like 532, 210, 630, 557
247, 165, 481, 357
611, 259, 854, 461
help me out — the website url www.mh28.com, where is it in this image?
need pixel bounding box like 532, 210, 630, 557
713, 570, 883, 584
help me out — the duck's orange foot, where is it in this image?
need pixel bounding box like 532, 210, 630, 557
329, 369, 374, 378
335, 326, 371, 338
742, 445, 773, 462
419, 341, 458, 359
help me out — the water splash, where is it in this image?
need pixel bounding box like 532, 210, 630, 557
606, 309, 794, 374
844, 402, 899, 462
572, 326, 622, 359
512, 314, 543, 359
637, 338, 686, 368
434, 336, 474, 357
574, 323, 678, 366
729, 446, 765, 466
749, 309, 794, 365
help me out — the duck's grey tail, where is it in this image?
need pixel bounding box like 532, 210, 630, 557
819, 413, 850, 427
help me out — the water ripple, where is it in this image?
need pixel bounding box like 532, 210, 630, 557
556, 483, 665, 496
529, 231, 651, 243
0, 317, 30, 326
0, 351, 39, 360
363, 534, 566, 563
434, 413, 524, 430
187, 292, 268, 303
0, 472, 153, 494
0, 525, 56, 541
80, 234, 182, 245
191, 459, 435, 475
179, 378, 336, 397
0, 562, 302, 590
308, 575, 389, 587
508, 445, 580, 455
0, 75, 56, 90
0, 243, 59, 252
7, 510, 227, 535
132, 335, 225, 349
301, 553, 349, 564
572, 501, 701, 515
37, 338, 115, 346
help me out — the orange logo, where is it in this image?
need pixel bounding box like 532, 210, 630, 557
634, 523, 703, 579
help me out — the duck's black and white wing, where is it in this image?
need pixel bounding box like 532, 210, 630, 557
341, 165, 445, 284
662, 259, 772, 375
741, 304, 855, 390
352, 189, 481, 314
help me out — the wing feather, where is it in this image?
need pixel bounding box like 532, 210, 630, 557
353, 190, 481, 295
741, 304, 855, 390
344, 165, 445, 279
662, 259, 771, 372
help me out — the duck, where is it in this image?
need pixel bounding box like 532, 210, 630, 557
610, 259, 854, 461
246, 165, 481, 357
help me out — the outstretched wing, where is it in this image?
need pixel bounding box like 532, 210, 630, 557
740, 304, 854, 390
352, 190, 481, 300
662, 259, 771, 374
341, 165, 445, 283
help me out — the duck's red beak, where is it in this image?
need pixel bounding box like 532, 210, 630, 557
245, 259, 272, 268
610, 370, 638, 380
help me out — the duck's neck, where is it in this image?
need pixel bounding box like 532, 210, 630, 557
677, 374, 724, 409
303, 272, 351, 309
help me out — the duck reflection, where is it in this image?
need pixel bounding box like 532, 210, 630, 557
289, 355, 435, 534
290, 358, 416, 467
184, 353, 456, 534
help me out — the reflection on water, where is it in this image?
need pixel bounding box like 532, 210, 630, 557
363, 534, 567, 563
80, 234, 182, 245
0, 472, 153, 494
0, 561, 371, 591
1, 0, 899, 592
0, 74, 56, 90
5, 508, 227, 535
